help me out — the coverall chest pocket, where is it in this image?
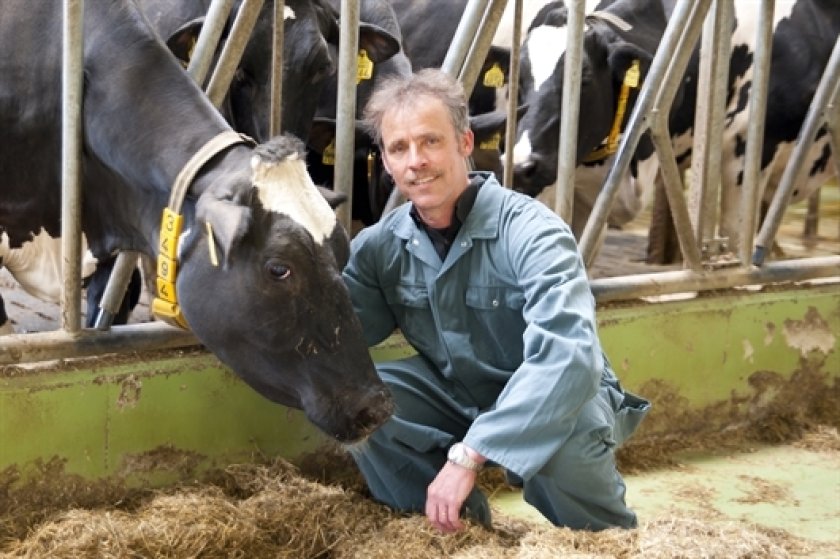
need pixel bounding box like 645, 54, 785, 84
465, 286, 526, 368
384, 284, 436, 342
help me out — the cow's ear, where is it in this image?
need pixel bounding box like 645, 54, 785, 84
358, 22, 401, 63
606, 42, 654, 85
316, 186, 347, 209
195, 194, 252, 269
308, 118, 337, 154
166, 17, 205, 65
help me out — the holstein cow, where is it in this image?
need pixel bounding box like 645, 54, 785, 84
510, 0, 838, 262
0, 0, 393, 442
492, 0, 653, 238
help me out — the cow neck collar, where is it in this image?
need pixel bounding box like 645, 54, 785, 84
151, 130, 255, 329
582, 58, 641, 164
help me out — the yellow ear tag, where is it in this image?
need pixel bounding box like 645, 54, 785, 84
322, 139, 336, 165
479, 131, 502, 151
624, 59, 641, 88
205, 221, 219, 267
483, 63, 505, 88
357, 49, 374, 83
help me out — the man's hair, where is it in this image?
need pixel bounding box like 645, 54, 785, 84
362, 68, 470, 146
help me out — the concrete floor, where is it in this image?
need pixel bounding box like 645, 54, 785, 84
491, 442, 840, 557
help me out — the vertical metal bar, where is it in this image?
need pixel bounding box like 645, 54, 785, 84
555, 0, 586, 223
187, 0, 235, 86
207, 0, 266, 108
270, 0, 285, 137
738, 0, 774, 265
442, 0, 492, 77
579, 0, 709, 265
334, 0, 360, 233
61, 0, 84, 335
690, 0, 733, 253
753, 36, 840, 266
503, 0, 522, 188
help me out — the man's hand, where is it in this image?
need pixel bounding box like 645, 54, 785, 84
426, 445, 486, 533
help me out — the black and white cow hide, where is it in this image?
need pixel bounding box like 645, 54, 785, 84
0, 0, 393, 442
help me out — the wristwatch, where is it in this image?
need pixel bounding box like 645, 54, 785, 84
447, 442, 483, 472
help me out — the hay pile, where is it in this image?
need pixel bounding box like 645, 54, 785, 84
1, 458, 819, 559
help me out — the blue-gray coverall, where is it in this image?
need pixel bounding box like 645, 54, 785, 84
342, 173, 650, 530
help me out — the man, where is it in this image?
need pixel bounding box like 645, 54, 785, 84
342, 68, 650, 533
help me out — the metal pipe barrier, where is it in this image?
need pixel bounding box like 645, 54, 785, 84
459, 0, 507, 101
333, 0, 361, 233
0, 323, 198, 366
270, 0, 286, 137
60, 0, 85, 335
442, 0, 492, 77
6, 0, 839, 365
591, 255, 840, 303
188, 0, 235, 86
690, 0, 734, 254
555, 0, 587, 224
738, 0, 775, 265
207, 0, 266, 108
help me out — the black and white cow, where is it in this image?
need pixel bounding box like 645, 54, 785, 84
0, 0, 393, 442
510, 0, 838, 262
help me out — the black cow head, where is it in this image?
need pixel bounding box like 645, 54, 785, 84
511, 0, 665, 197
176, 135, 393, 442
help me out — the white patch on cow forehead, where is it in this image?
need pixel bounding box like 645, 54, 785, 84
284, 6, 295, 20
251, 155, 337, 245
527, 25, 566, 92
511, 131, 534, 166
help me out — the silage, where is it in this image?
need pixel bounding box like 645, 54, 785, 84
2, 455, 825, 559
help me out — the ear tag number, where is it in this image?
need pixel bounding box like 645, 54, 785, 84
158, 208, 183, 259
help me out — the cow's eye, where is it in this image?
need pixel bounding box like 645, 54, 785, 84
265, 259, 291, 280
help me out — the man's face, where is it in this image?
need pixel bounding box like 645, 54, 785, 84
379, 95, 474, 223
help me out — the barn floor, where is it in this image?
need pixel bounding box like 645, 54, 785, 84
490, 439, 840, 557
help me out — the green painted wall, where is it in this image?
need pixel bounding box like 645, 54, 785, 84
1, 283, 837, 488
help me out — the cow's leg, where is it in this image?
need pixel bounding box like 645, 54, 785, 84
0, 294, 13, 335
83, 257, 142, 328
646, 182, 681, 264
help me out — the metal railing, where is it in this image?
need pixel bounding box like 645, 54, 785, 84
2, 0, 837, 365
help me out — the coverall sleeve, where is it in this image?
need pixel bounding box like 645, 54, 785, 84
464, 204, 603, 480
342, 226, 399, 347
